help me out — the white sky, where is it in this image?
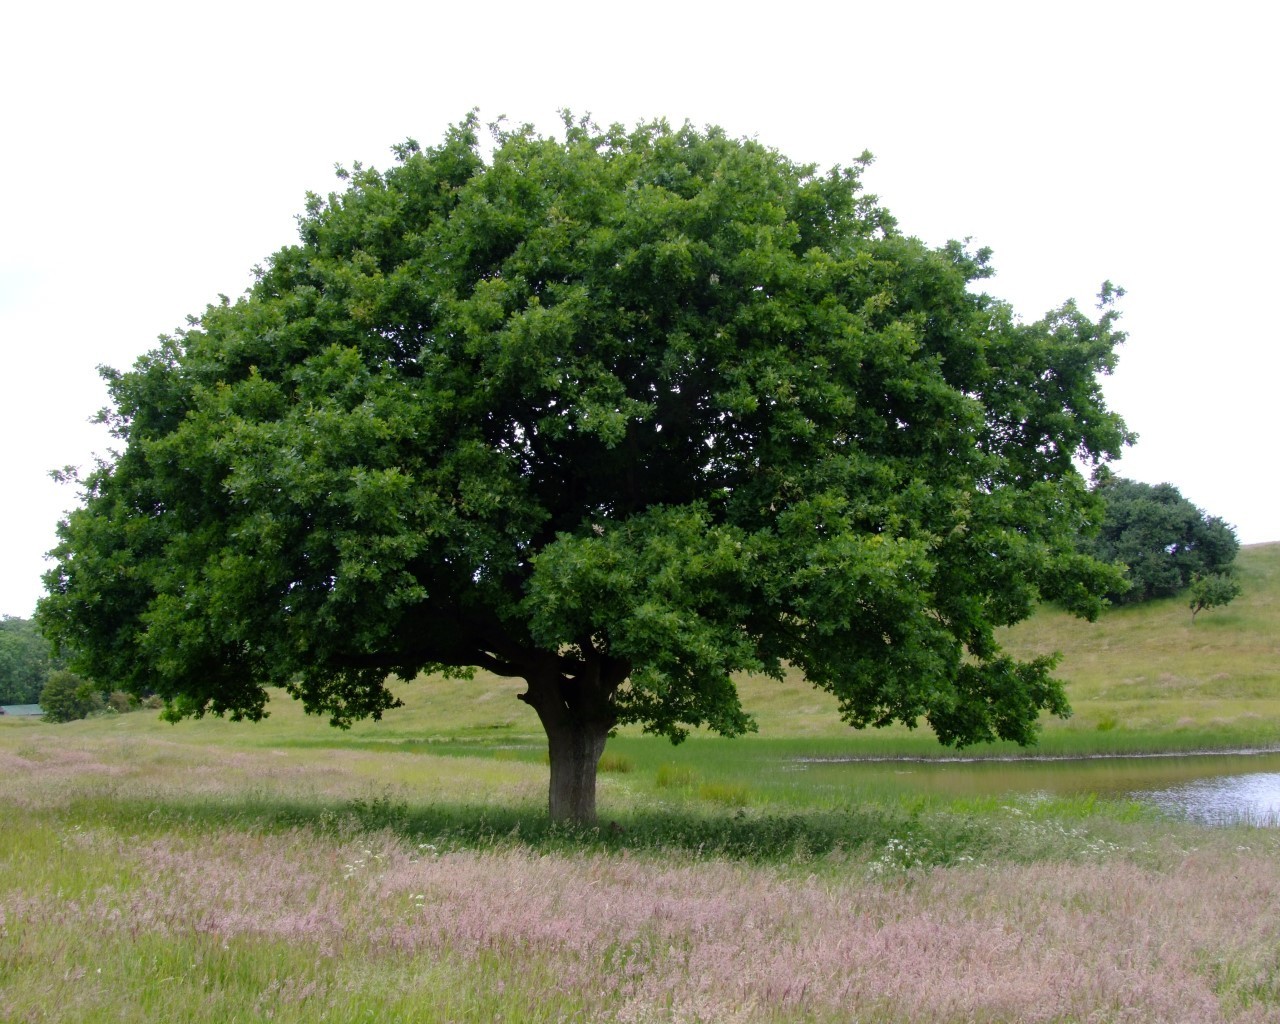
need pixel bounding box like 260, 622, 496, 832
2, 0, 1277, 618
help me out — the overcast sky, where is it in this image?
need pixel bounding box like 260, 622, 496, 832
2, 0, 1276, 618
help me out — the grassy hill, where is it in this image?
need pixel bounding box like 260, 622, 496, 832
998, 541, 1279, 745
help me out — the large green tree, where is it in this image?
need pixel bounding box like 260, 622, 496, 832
1083, 476, 1239, 604
39, 115, 1131, 822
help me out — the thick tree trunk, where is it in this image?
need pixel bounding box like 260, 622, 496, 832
517, 656, 625, 824
544, 717, 611, 824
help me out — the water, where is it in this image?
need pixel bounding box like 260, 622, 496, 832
1141, 771, 1280, 826
802, 751, 1280, 826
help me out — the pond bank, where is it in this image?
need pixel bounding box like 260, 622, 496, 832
799, 746, 1280, 764
791, 749, 1280, 826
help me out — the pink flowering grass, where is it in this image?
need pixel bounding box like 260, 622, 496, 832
2, 824, 1280, 1024
4, 719, 1280, 1021
4, 802, 1280, 1022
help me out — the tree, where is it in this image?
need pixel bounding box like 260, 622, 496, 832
38, 670, 101, 723
1083, 476, 1239, 604
39, 114, 1131, 822
0, 616, 57, 705
1189, 572, 1241, 622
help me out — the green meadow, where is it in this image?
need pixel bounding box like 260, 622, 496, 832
2, 543, 1278, 1022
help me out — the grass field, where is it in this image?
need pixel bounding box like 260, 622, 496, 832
2, 543, 1278, 1022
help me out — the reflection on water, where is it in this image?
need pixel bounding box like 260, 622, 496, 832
1141, 773, 1280, 826
804, 751, 1280, 827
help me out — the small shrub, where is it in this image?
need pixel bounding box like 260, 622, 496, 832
1096, 714, 1119, 732
347, 791, 409, 830
107, 690, 138, 714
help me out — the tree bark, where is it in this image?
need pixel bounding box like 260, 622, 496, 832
544, 715, 612, 823
518, 655, 625, 824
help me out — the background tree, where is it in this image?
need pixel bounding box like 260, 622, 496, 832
38, 670, 101, 723
1188, 572, 1241, 622
1083, 476, 1239, 604
39, 115, 1131, 823
0, 616, 57, 705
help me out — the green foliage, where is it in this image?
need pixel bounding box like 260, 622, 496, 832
39, 113, 1132, 818
38, 669, 101, 723
1084, 476, 1239, 604
0, 616, 57, 704
1189, 572, 1242, 621
107, 689, 140, 713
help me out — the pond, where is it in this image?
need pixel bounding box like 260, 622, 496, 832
801, 750, 1280, 826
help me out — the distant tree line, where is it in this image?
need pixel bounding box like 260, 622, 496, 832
0, 616, 147, 720
0, 616, 59, 704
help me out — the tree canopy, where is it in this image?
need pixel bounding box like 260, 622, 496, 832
1082, 476, 1239, 605
39, 114, 1131, 821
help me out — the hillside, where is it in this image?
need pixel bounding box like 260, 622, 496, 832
1000, 541, 1279, 740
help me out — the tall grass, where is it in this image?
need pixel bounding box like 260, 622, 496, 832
2, 544, 1277, 1021
6, 705, 1280, 1022
4, 761, 1280, 1022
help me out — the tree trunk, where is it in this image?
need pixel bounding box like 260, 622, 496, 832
544, 716, 611, 824
518, 657, 625, 824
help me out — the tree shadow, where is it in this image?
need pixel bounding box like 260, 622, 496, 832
68, 787, 988, 865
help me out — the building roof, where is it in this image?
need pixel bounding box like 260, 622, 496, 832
0, 705, 44, 717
